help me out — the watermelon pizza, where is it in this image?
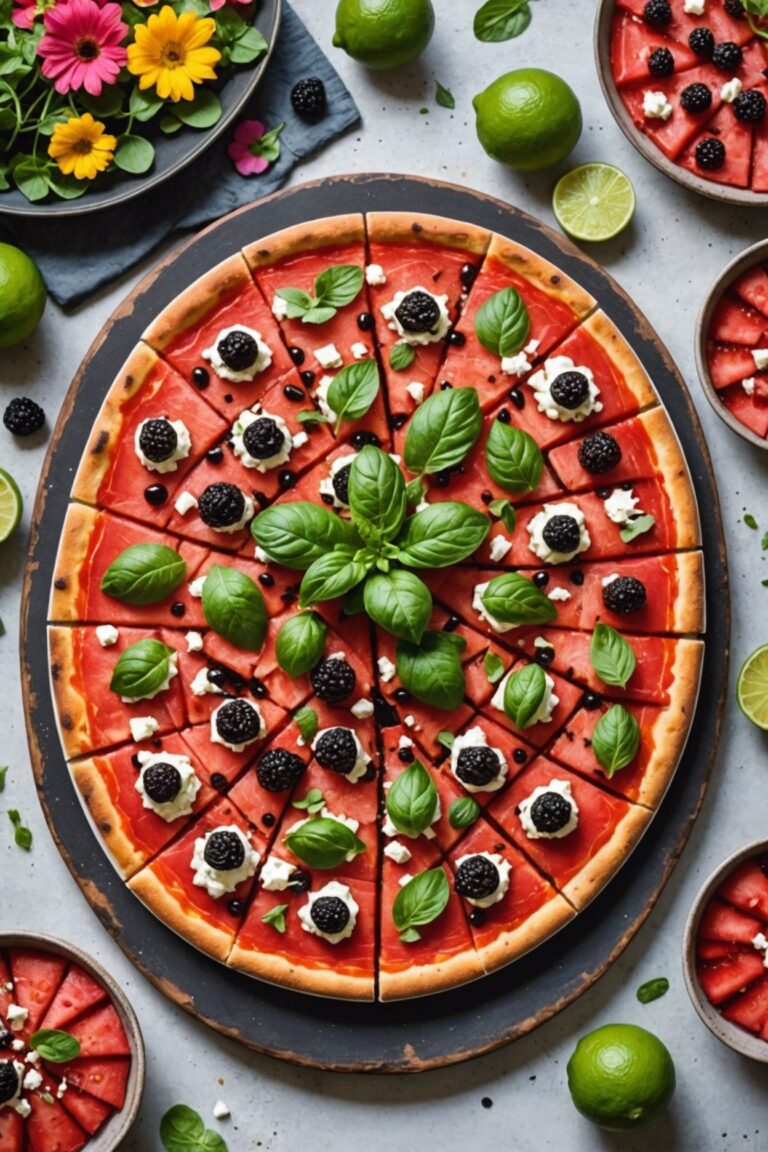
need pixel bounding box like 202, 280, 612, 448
46, 209, 704, 1001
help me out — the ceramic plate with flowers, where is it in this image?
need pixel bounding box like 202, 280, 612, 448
0, 0, 274, 204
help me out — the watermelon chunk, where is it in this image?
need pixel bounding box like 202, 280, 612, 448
58, 1086, 113, 1136
721, 382, 768, 438
56, 1057, 130, 1110
717, 860, 768, 920
732, 263, 768, 316
26, 1092, 88, 1152
67, 1003, 130, 1058
0, 1109, 22, 1152
41, 965, 108, 1031
696, 940, 750, 961
679, 105, 753, 189
706, 343, 760, 389
723, 973, 768, 1034
611, 13, 697, 86
699, 899, 763, 944
620, 65, 723, 160
9, 950, 67, 1033
697, 952, 766, 1005
708, 295, 768, 346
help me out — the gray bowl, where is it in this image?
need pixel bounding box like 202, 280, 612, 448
0, 931, 145, 1148
682, 839, 768, 1062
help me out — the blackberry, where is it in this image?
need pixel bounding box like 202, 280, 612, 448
394, 290, 440, 334
454, 746, 501, 788
142, 761, 182, 804
198, 482, 246, 528
203, 829, 246, 871
314, 727, 358, 774
214, 699, 262, 745
643, 0, 671, 25
578, 431, 622, 475
289, 868, 311, 893
529, 791, 573, 834
310, 657, 356, 703
257, 748, 305, 793
454, 855, 500, 900
351, 430, 380, 449
3, 396, 45, 437
680, 82, 712, 113
688, 26, 715, 57
602, 575, 647, 614
138, 417, 178, 462
712, 41, 742, 71
695, 137, 726, 169
290, 77, 327, 119
310, 895, 350, 935
549, 370, 591, 410
0, 1061, 18, 1106
217, 329, 258, 371
648, 47, 675, 77
724, 0, 745, 16
331, 462, 352, 506
243, 416, 285, 460
734, 88, 767, 122
542, 514, 582, 554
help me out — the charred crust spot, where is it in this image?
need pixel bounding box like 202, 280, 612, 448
550, 275, 561, 285
62, 715, 73, 729
92, 430, 109, 455
123, 374, 134, 389
51, 663, 61, 680
54, 577, 67, 590
99, 821, 111, 833
412, 222, 423, 233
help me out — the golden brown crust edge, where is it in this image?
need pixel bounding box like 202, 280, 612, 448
366, 211, 491, 256
562, 804, 651, 911
581, 310, 657, 409
672, 552, 705, 634
242, 214, 366, 271
378, 947, 484, 1002
128, 867, 234, 964
633, 640, 704, 810
486, 232, 596, 321
71, 760, 147, 880
141, 253, 252, 353
48, 626, 91, 760
48, 504, 99, 622
475, 894, 575, 974
227, 944, 374, 1000
637, 405, 702, 549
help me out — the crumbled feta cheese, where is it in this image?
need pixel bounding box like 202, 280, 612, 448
398, 735, 414, 750
185, 631, 204, 653
6, 1005, 28, 1031
24, 1050, 40, 1065
684, 0, 705, 13
366, 263, 387, 286
548, 587, 572, 602
384, 840, 412, 864
190, 667, 224, 697
293, 431, 308, 449
603, 487, 640, 525
643, 90, 673, 120
752, 349, 768, 370
129, 715, 160, 742
753, 932, 768, 952
351, 342, 369, 360
378, 656, 397, 683
314, 375, 338, 423
260, 855, 297, 891
254, 545, 270, 563
213, 1100, 231, 1120
721, 78, 742, 103
56, 1078, 68, 1099
188, 576, 205, 598
22, 1070, 42, 1092
743, 376, 756, 396
351, 698, 374, 719
11, 1040, 23, 1052
95, 624, 119, 647
15, 1100, 31, 1119
524, 339, 540, 357
315, 343, 344, 370
404, 714, 416, 728
397, 872, 414, 888
501, 352, 532, 377
174, 491, 198, 516
272, 295, 289, 320
406, 381, 425, 404
489, 535, 513, 562
602, 572, 620, 587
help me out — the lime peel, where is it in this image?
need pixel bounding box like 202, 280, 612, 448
0, 469, 23, 544
737, 643, 768, 729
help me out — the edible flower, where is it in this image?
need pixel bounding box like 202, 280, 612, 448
227, 119, 284, 176
48, 112, 117, 180
127, 5, 220, 104
37, 0, 128, 96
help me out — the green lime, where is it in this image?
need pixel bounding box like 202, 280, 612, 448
473, 69, 582, 172
0, 468, 22, 544
737, 644, 768, 729
553, 163, 635, 242
566, 1023, 675, 1131
333, 0, 435, 70
0, 244, 46, 350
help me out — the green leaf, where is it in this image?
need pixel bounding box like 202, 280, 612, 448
474, 286, 530, 357
296, 409, 329, 426
109, 638, 176, 700
386, 760, 439, 838
44, 171, 88, 200
101, 543, 186, 606
437, 730, 455, 750
275, 287, 314, 318
327, 359, 380, 432
300, 305, 337, 325
396, 502, 489, 568
228, 25, 268, 63
174, 90, 223, 129
29, 1029, 80, 1062
393, 867, 450, 940
79, 85, 126, 116
314, 264, 364, 309
435, 81, 456, 109
292, 786, 324, 813
620, 514, 656, 543
396, 630, 467, 710
745, 513, 759, 530
299, 551, 367, 607
405, 476, 426, 509
404, 387, 483, 476
13, 159, 48, 203
160, 115, 182, 135
0, 766, 7, 793
637, 977, 669, 1004
160, 1103, 228, 1151
284, 816, 366, 869
245, 121, 283, 162
503, 662, 547, 730
590, 623, 636, 689
485, 420, 543, 493
128, 85, 163, 121
474, 0, 532, 42
592, 705, 640, 777
483, 650, 505, 684
252, 503, 359, 569
36, 110, 70, 137
202, 565, 266, 652
349, 446, 407, 544
390, 342, 416, 372
113, 134, 155, 175
448, 796, 481, 830
489, 498, 517, 533
364, 569, 432, 644
275, 612, 327, 677
481, 573, 557, 626
262, 903, 288, 933
8, 810, 31, 852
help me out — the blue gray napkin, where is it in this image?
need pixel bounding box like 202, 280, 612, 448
0, 4, 360, 308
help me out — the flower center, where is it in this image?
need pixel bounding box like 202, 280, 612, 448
73, 139, 94, 156
75, 36, 100, 61
160, 40, 186, 69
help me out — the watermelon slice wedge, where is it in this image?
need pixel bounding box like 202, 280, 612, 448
40, 967, 108, 1032
8, 951, 67, 1035
697, 952, 766, 1005
717, 859, 768, 921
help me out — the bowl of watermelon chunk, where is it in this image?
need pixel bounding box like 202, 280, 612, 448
684, 840, 768, 1061
0, 932, 144, 1150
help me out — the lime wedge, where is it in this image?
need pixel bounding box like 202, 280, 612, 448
737, 644, 768, 729
0, 468, 22, 543
552, 163, 635, 242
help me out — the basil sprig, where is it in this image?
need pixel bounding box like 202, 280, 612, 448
474, 286, 530, 357
202, 565, 267, 652
474, 0, 532, 42
327, 359, 380, 433
252, 502, 359, 569
386, 761, 439, 838
292, 786, 324, 813
364, 569, 433, 645
348, 445, 407, 545
160, 1104, 228, 1152
481, 573, 556, 626
29, 1029, 80, 1063
448, 796, 481, 830
276, 611, 327, 677
592, 704, 640, 777
109, 638, 176, 700
283, 816, 366, 869
503, 662, 547, 729
300, 549, 369, 609
489, 498, 517, 533
395, 631, 467, 710
590, 623, 636, 689
275, 263, 363, 325
485, 420, 543, 494
101, 543, 186, 605
404, 387, 483, 476
396, 502, 489, 568
393, 867, 450, 943
262, 904, 289, 934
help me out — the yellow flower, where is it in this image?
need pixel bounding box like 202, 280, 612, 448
48, 113, 117, 181
127, 5, 220, 104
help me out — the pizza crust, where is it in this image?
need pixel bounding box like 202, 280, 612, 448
562, 804, 651, 910
486, 233, 597, 321
71, 759, 148, 879
49, 504, 99, 622
48, 626, 92, 760
366, 211, 491, 256
128, 866, 236, 964
671, 552, 706, 634
580, 310, 657, 410
242, 214, 366, 271
227, 941, 375, 1001
474, 894, 575, 975
141, 253, 253, 354
378, 946, 484, 1002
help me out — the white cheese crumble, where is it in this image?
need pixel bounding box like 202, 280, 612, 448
365, 263, 387, 286
489, 535, 513, 562
314, 343, 344, 370
188, 576, 205, 598
527, 355, 603, 422
381, 287, 450, 345
190, 667, 224, 698
491, 669, 559, 725
752, 349, 768, 370
272, 295, 289, 320
22, 1069, 42, 1092
121, 651, 178, 703
603, 487, 640, 525
527, 502, 591, 564
185, 631, 204, 653
136, 751, 201, 821
398, 735, 414, 750
134, 417, 191, 474
6, 1006, 27, 1032
314, 375, 338, 423
406, 380, 425, 405
202, 325, 273, 382
231, 406, 294, 472
351, 698, 374, 719
298, 881, 359, 943
743, 376, 756, 396
11, 1040, 23, 1052
602, 572, 620, 587
129, 715, 159, 742
210, 701, 265, 752
721, 78, 743, 103
351, 341, 369, 360
319, 453, 355, 509
403, 714, 417, 728
684, 0, 705, 13
548, 587, 572, 602
56, 1078, 68, 1099
524, 339, 540, 357
518, 779, 580, 840
95, 624, 119, 647
456, 851, 512, 907
174, 491, 198, 517
213, 1100, 231, 1120
254, 545, 271, 563
191, 824, 259, 898
312, 727, 370, 782
383, 840, 412, 864
260, 855, 297, 891
450, 726, 508, 793
642, 90, 673, 121
378, 655, 397, 683
397, 872, 414, 888
501, 352, 532, 377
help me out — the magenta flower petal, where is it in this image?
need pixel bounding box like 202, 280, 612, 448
37, 0, 128, 95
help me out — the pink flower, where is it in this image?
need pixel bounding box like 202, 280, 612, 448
37, 0, 128, 97
227, 119, 284, 176
209, 0, 251, 11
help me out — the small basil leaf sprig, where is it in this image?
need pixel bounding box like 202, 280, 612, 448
480, 572, 556, 627
252, 502, 359, 568
274, 263, 364, 325
326, 359, 381, 434
29, 1029, 81, 1062
386, 761, 439, 838
448, 796, 480, 830
393, 867, 451, 943
396, 631, 467, 710
101, 543, 186, 605
160, 1103, 228, 1152
503, 662, 548, 730
474, 285, 530, 358
474, 0, 533, 43
592, 704, 640, 777
590, 623, 636, 689
283, 817, 366, 870
364, 570, 432, 646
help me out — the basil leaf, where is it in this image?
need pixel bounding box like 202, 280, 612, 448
275, 611, 327, 677
437, 730, 455, 750
292, 785, 324, 813
299, 551, 368, 607
327, 359, 380, 432
8, 811, 32, 852
590, 623, 636, 689
396, 502, 489, 567
474, 0, 532, 42
349, 445, 407, 544
396, 631, 467, 710
253, 502, 359, 569
489, 498, 517, 533
404, 387, 483, 476
483, 650, 505, 684
29, 1029, 80, 1063
386, 760, 439, 837
592, 704, 640, 777
481, 573, 557, 625
405, 476, 425, 509
160, 1104, 228, 1152
503, 662, 547, 729
435, 81, 456, 109
474, 286, 530, 356
620, 514, 656, 543
300, 305, 338, 326
449, 796, 481, 829
284, 816, 366, 869
296, 409, 329, 426
485, 420, 543, 494
313, 263, 364, 309
202, 565, 267, 652
341, 581, 366, 616
390, 342, 416, 371
262, 904, 288, 934
393, 867, 450, 941
637, 977, 669, 1004
101, 543, 186, 606
275, 287, 314, 318
364, 569, 432, 644
109, 638, 176, 700
293, 708, 318, 746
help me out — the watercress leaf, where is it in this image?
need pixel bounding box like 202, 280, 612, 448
159, 115, 182, 135
128, 84, 163, 120
483, 650, 505, 684
404, 387, 483, 475
393, 867, 450, 937
300, 305, 338, 326
396, 502, 489, 567
202, 565, 267, 652
435, 81, 456, 108
503, 662, 547, 730
396, 631, 467, 710
275, 611, 327, 677
292, 786, 324, 812
13, 159, 48, 203
44, 171, 88, 200
386, 760, 439, 837
485, 420, 543, 493
448, 796, 481, 830
489, 498, 517, 533
14, 823, 32, 851
101, 543, 186, 605
299, 552, 367, 607
474, 285, 530, 357
637, 977, 669, 1004
261, 903, 288, 933
275, 287, 314, 319
327, 359, 380, 432
229, 25, 268, 62
174, 89, 222, 129
283, 817, 366, 869
160, 1103, 228, 1152
592, 704, 640, 777
481, 573, 557, 625
390, 342, 416, 372
313, 263, 364, 309
252, 502, 359, 569
109, 638, 176, 700
363, 569, 432, 644
29, 1029, 80, 1062
113, 134, 155, 175
474, 0, 532, 43
620, 514, 656, 543
348, 445, 407, 544
590, 623, 636, 689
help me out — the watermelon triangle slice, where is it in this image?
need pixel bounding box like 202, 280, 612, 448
54, 1057, 131, 1111
708, 294, 768, 345
722, 973, 768, 1034
679, 104, 754, 188
57, 1084, 113, 1136
717, 859, 768, 920
40, 965, 109, 1031
620, 65, 723, 159
611, 12, 698, 87
720, 381, 768, 437
8, 950, 67, 1034
699, 898, 763, 944
67, 1003, 130, 1058
697, 951, 766, 1005
25, 1090, 88, 1152
732, 263, 768, 316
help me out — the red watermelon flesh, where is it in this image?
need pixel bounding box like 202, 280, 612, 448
41, 965, 108, 1031
708, 295, 768, 346
697, 952, 766, 1005
9, 951, 67, 1034
0, 1109, 22, 1152
707, 343, 761, 389
750, 114, 768, 191
57, 1086, 112, 1136
227, 721, 310, 829
717, 860, 768, 920
616, 0, 754, 46
55, 1057, 130, 1111
67, 1004, 130, 1059
177, 699, 286, 787
732, 263, 768, 316
0, 954, 14, 1021
26, 1091, 87, 1152
620, 65, 723, 160
611, 13, 698, 86
679, 106, 753, 189
721, 382, 768, 437
699, 899, 763, 944
722, 974, 768, 1033
696, 940, 750, 961
548, 700, 657, 804
547, 411, 662, 492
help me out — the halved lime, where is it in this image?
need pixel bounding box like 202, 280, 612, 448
0, 468, 22, 543
737, 644, 768, 729
553, 163, 635, 242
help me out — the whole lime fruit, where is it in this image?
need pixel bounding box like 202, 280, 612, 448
473, 68, 582, 172
567, 1023, 676, 1131
333, 0, 435, 70
0, 243, 46, 350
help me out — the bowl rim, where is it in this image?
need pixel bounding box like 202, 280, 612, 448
0, 930, 145, 1148
694, 237, 768, 450
593, 0, 768, 208
682, 837, 768, 1062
